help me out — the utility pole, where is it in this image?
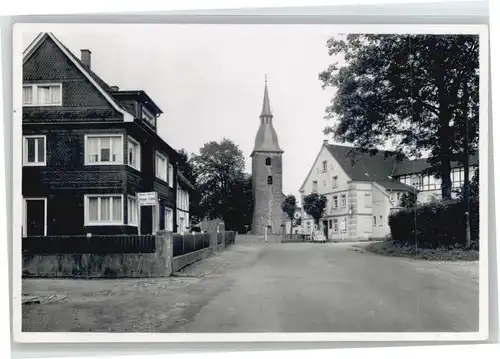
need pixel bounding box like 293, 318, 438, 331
463, 78, 471, 249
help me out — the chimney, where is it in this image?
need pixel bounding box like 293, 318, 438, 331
323, 138, 328, 145
80, 49, 92, 69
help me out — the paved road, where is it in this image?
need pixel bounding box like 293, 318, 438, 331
171, 242, 479, 333
22, 242, 479, 333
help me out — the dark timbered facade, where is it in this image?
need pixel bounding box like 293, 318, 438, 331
22, 32, 193, 237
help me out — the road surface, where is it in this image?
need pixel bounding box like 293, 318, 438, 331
22, 242, 479, 333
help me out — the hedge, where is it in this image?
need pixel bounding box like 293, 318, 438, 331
388, 199, 479, 250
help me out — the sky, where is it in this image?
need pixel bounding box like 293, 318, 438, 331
23, 24, 342, 199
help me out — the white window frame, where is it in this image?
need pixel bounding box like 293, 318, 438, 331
84, 134, 124, 165
127, 136, 141, 171
127, 195, 138, 226
341, 194, 347, 208
168, 163, 174, 188
379, 215, 383, 227
22, 197, 47, 237
322, 160, 327, 173
164, 206, 174, 231
333, 195, 338, 209
341, 217, 347, 233
142, 106, 156, 128
23, 83, 63, 107
332, 176, 338, 188
84, 194, 124, 226
155, 152, 168, 182
23, 135, 46, 166
312, 181, 318, 193
333, 218, 338, 233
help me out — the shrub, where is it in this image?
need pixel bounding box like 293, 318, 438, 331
388, 198, 479, 250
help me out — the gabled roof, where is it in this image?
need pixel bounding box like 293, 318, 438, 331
374, 179, 416, 192
325, 144, 404, 182
23, 32, 134, 121
392, 152, 479, 176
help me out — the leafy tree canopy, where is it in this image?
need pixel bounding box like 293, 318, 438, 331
302, 193, 327, 226
319, 34, 479, 200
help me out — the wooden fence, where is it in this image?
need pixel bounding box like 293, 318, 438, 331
22, 235, 156, 254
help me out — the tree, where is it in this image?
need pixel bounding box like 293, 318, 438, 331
281, 195, 297, 238
400, 192, 417, 209
189, 138, 247, 231
302, 193, 327, 228
456, 167, 479, 203
224, 174, 254, 233
319, 34, 479, 200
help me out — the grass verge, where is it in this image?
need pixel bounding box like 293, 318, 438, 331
362, 240, 479, 261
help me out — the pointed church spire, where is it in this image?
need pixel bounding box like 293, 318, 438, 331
260, 76, 273, 118
252, 77, 283, 156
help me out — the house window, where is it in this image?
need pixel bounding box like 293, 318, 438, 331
127, 136, 141, 171
411, 175, 423, 190
168, 164, 174, 187
23, 84, 62, 106
364, 193, 372, 208
422, 175, 438, 191
373, 216, 377, 226
452, 168, 465, 189
333, 195, 338, 209
164, 207, 173, 231
333, 219, 338, 233
85, 135, 123, 164
155, 152, 168, 181
312, 181, 318, 192
322, 161, 327, 172
379, 215, 383, 226
23, 135, 46, 166
85, 195, 123, 225
332, 176, 338, 188
328, 220, 332, 229
265, 157, 271, 166
127, 196, 138, 225
267, 176, 273, 185
142, 107, 156, 128
341, 194, 347, 208
341, 218, 347, 232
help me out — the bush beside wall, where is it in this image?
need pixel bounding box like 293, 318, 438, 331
388, 199, 479, 249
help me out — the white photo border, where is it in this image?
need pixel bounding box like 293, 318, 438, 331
11, 22, 490, 344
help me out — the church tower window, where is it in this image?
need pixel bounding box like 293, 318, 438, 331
265, 157, 271, 166
267, 176, 273, 185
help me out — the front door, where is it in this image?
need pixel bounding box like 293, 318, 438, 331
140, 206, 153, 235
25, 198, 46, 236
322, 220, 328, 239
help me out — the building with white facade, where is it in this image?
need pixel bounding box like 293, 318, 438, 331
297, 141, 478, 241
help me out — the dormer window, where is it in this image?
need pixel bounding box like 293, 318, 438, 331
142, 107, 156, 129
23, 84, 62, 106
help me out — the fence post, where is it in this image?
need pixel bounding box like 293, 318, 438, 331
209, 232, 217, 253
156, 230, 173, 277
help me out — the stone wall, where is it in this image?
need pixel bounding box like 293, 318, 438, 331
22, 230, 235, 278
22, 231, 173, 278
172, 247, 213, 272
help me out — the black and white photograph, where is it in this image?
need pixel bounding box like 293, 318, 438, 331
13, 23, 488, 342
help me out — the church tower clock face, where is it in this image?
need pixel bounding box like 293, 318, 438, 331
250, 79, 285, 236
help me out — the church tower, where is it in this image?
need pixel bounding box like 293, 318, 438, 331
251, 80, 286, 236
